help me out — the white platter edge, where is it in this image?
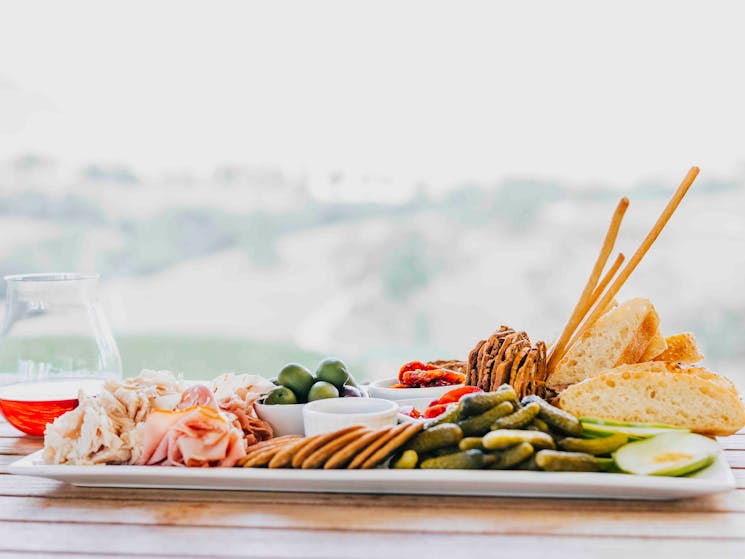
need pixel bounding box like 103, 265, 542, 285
8, 450, 735, 501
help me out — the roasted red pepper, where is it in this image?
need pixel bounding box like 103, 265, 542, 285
435, 386, 482, 405
422, 403, 450, 418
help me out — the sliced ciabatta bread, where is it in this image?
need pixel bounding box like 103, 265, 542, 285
640, 329, 667, 362
547, 298, 660, 391
558, 369, 745, 436
596, 361, 682, 376
683, 367, 739, 395
573, 361, 739, 394
651, 332, 703, 364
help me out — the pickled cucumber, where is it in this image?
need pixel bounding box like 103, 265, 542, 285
407, 423, 463, 454
457, 401, 514, 436
526, 417, 551, 434
429, 445, 461, 457
491, 402, 540, 430
482, 429, 556, 451
458, 437, 485, 451
420, 449, 486, 470
460, 387, 517, 418
535, 449, 602, 472
428, 402, 462, 426
558, 432, 628, 455
515, 455, 540, 471
521, 395, 583, 436
391, 449, 418, 469
488, 442, 535, 469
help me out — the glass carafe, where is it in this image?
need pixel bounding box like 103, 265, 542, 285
0, 273, 122, 435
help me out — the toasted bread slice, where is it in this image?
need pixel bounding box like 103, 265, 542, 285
547, 298, 660, 391
558, 369, 745, 436
652, 332, 703, 365
640, 329, 667, 362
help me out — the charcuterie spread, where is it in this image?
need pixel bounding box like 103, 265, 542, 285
32, 168, 745, 485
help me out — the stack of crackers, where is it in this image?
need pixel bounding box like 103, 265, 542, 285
237, 423, 424, 469
465, 325, 548, 400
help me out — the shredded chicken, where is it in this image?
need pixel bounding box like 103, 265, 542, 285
43, 370, 184, 465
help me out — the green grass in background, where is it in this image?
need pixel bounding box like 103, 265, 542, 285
117, 335, 369, 381
0, 335, 369, 382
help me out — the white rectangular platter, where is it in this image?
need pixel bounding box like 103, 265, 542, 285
9, 450, 735, 500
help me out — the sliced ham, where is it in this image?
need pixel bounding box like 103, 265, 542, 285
177, 385, 217, 410
210, 374, 274, 444
137, 405, 246, 467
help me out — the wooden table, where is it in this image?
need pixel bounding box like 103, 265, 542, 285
1, 421, 744, 559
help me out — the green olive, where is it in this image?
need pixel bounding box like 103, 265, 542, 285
263, 386, 298, 405
307, 380, 340, 401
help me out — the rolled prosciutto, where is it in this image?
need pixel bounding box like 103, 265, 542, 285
137, 404, 246, 467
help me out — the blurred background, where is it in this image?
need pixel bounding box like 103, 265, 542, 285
1, 0, 744, 385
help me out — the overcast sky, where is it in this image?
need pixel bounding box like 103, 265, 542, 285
1, 0, 744, 190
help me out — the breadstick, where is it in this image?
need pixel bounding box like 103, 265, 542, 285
589, 252, 625, 306
564, 166, 699, 352
547, 198, 629, 371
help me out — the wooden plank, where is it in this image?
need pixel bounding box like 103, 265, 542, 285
722, 436, 745, 451
0, 455, 18, 468
0, 438, 42, 456
0, 422, 23, 438
0, 522, 743, 559
0, 475, 743, 513
727, 453, 745, 468
734, 468, 745, 488
1, 494, 745, 540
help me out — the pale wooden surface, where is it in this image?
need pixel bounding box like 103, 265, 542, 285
0, 421, 744, 558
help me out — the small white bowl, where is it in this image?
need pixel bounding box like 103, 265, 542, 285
254, 402, 306, 437
303, 397, 398, 436
367, 377, 464, 401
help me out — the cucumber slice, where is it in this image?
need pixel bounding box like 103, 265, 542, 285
613, 432, 719, 476
581, 422, 690, 440
580, 417, 688, 430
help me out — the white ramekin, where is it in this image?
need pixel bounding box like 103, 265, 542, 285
302, 397, 399, 436
254, 402, 306, 437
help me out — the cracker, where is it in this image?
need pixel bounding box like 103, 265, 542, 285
475, 336, 495, 389
489, 332, 519, 389
239, 439, 298, 468
466, 339, 486, 386
302, 428, 372, 469
347, 425, 403, 469
268, 438, 308, 469
515, 347, 535, 400
509, 346, 531, 394
245, 435, 300, 452
291, 425, 364, 468
324, 428, 391, 470
359, 422, 424, 469
243, 436, 301, 460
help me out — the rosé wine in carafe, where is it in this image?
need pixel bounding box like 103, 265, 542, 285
0, 273, 122, 436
